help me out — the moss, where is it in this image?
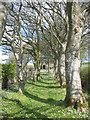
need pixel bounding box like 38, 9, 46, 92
82, 102, 88, 108
62, 83, 66, 88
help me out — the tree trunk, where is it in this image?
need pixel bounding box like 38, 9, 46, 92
16, 62, 25, 94
14, 52, 25, 94
0, 1, 8, 90
59, 43, 66, 87
53, 57, 58, 83
36, 22, 41, 81
0, 1, 8, 41
18, 81, 25, 94
53, 57, 58, 77
48, 57, 50, 73
65, 2, 88, 112
58, 54, 65, 87
18, 65, 25, 94
37, 58, 41, 81
33, 61, 38, 81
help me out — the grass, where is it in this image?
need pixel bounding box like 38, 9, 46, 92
1, 72, 89, 119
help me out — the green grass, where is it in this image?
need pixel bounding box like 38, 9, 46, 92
1, 72, 89, 119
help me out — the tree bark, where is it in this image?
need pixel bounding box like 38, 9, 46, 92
65, 2, 88, 112
48, 57, 50, 73
33, 61, 38, 81
53, 57, 58, 77
0, 1, 8, 41
58, 42, 66, 87
53, 57, 58, 83
0, 1, 8, 91
16, 59, 25, 94
37, 54, 41, 81
13, 52, 25, 94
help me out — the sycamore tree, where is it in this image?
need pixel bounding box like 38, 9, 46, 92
28, 1, 89, 111
65, 1, 88, 112
2, 1, 32, 93
40, 38, 54, 73
0, 1, 8, 91
21, 1, 43, 81
0, 1, 8, 41
2, 0, 43, 92
29, 1, 67, 87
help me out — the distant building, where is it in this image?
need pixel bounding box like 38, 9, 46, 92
41, 61, 53, 70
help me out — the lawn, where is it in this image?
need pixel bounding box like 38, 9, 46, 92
1, 72, 89, 119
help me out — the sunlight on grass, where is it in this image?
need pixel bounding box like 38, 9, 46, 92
1, 72, 89, 119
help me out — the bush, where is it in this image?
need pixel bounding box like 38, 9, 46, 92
80, 64, 89, 91
2, 64, 16, 89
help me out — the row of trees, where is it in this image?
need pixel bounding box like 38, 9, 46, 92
1, 0, 89, 112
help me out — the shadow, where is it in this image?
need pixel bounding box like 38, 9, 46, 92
40, 73, 49, 75
2, 96, 49, 119
38, 80, 56, 85
8, 87, 18, 93
24, 91, 66, 107
27, 81, 60, 89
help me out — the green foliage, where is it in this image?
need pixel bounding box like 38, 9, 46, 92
80, 64, 89, 91
2, 63, 16, 81
1, 72, 88, 119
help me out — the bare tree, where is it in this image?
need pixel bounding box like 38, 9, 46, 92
2, 1, 32, 93
65, 1, 88, 112
28, 1, 67, 86
0, 1, 8, 42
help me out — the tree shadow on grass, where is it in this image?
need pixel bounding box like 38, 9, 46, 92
2, 96, 49, 119
24, 91, 66, 107
27, 81, 60, 89
38, 80, 56, 85
8, 87, 18, 93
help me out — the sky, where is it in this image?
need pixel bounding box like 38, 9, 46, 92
0, 0, 89, 64
0, 46, 9, 64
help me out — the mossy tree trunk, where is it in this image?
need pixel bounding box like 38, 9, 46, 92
65, 2, 88, 112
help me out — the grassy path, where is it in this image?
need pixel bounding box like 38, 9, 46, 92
1, 72, 88, 119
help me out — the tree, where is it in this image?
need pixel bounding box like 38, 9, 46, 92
0, 1, 8, 41
2, 1, 32, 93
19, 1, 42, 81
65, 1, 88, 112
32, 2, 67, 87
40, 38, 53, 73
0, 1, 8, 91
